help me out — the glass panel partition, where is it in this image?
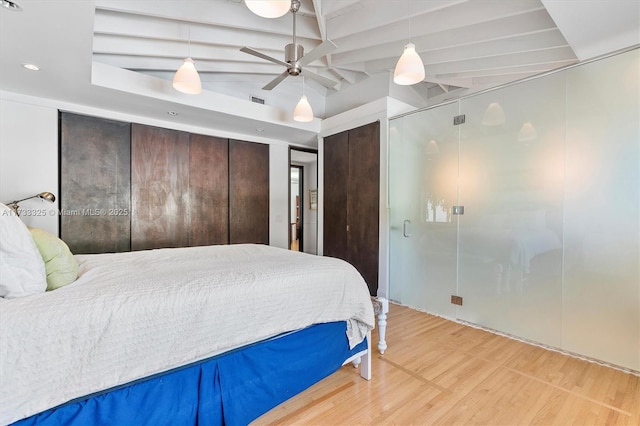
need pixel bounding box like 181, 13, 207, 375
562, 49, 639, 369
457, 73, 566, 348
389, 102, 459, 317
389, 48, 639, 371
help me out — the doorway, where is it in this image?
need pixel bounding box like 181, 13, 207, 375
290, 148, 318, 254
290, 165, 303, 251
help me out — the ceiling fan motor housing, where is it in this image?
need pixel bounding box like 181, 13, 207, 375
285, 43, 304, 75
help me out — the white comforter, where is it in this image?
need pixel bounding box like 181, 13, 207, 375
0, 244, 375, 425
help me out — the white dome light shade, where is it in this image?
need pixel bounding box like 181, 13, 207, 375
482, 102, 506, 126
293, 95, 313, 122
393, 43, 425, 85
245, 0, 291, 18
173, 58, 202, 95
517, 122, 538, 142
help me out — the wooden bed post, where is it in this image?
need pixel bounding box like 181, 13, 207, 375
360, 331, 372, 380
350, 331, 372, 380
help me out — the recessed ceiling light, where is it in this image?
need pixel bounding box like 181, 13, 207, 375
1, 0, 22, 11
167, 111, 178, 116
22, 63, 39, 71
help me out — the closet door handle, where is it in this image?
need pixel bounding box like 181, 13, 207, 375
403, 220, 411, 238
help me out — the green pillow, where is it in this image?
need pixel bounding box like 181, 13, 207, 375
28, 228, 78, 291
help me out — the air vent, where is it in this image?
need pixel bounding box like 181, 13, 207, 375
250, 95, 265, 105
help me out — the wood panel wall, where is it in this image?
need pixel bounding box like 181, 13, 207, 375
131, 124, 190, 251
60, 113, 270, 253
189, 134, 229, 246
60, 112, 131, 254
229, 140, 270, 244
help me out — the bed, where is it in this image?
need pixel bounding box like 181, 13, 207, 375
0, 232, 375, 425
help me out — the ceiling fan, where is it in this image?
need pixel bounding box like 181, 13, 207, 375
240, 0, 339, 91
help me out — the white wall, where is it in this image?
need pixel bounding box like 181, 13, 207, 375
269, 144, 290, 249
0, 93, 292, 246
0, 98, 59, 235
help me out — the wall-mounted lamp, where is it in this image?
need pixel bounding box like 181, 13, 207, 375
245, 0, 291, 18
5, 192, 56, 215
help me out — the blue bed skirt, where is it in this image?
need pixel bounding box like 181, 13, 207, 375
12, 321, 367, 426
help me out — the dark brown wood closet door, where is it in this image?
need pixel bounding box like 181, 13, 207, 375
60, 112, 131, 254
347, 121, 380, 295
228, 140, 269, 244
131, 124, 190, 250
189, 135, 229, 246
323, 130, 349, 261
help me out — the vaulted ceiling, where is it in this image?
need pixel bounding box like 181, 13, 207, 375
1, 0, 638, 145
92, 0, 580, 113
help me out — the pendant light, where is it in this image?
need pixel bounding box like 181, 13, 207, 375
393, 2, 425, 85
245, 0, 291, 18
173, 26, 202, 95
394, 43, 425, 85
517, 122, 538, 142
293, 76, 313, 122
482, 102, 506, 126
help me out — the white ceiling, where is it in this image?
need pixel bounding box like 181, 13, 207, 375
1, 0, 638, 146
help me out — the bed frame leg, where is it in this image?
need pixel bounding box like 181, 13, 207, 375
349, 332, 372, 380
377, 297, 389, 354
360, 331, 372, 380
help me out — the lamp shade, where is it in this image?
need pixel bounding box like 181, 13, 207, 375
293, 95, 313, 122
517, 122, 538, 142
173, 58, 202, 95
393, 43, 425, 85
482, 102, 506, 126
245, 0, 291, 18
37, 192, 56, 202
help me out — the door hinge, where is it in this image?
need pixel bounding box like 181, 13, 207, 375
451, 295, 463, 306
452, 205, 464, 215
453, 114, 466, 126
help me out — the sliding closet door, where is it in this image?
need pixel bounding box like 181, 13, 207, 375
323, 130, 349, 261
347, 122, 380, 295
60, 112, 131, 254
388, 103, 459, 316
228, 140, 269, 244
189, 134, 229, 246
131, 124, 190, 250
324, 123, 380, 295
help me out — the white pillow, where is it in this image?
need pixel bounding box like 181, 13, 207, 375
0, 203, 47, 298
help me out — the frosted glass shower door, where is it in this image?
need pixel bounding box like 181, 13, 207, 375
456, 74, 566, 347
389, 102, 459, 317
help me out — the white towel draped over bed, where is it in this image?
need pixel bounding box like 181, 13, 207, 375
0, 244, 375, 425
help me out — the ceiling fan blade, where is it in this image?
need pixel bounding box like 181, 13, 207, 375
262, 70, 290, 90
240, 46, 290, 68
298, 40, 338, 67
302, 68, 340, 89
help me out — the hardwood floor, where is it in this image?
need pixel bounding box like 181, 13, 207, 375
254, 303, 640, 425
